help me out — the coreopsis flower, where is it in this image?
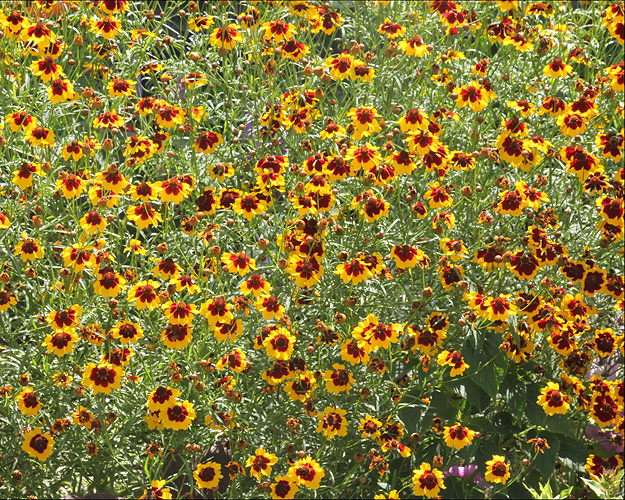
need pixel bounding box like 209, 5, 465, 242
16, 387, 42, 416
378, 18, 405, 38
590, 391, 619, 427
154, 105, 186, 129
188, 15, 214, 31
256, 295, 286, 321
406, 129, 440, 155
485, 456, 510, 484
221, 252, 256, 276
109, 321, 143, 345
0, 288, 18, 311
340, 338, 370, 366
46, 305, 82, 333
288, 255, 324, 287
260, 20, 296, 43
22, 428, 55, 462
78, 210, 106, 234
581, 265, 607, 297
147, 386, 180, 412
398, 109, 429, 133
170, 273, 201, 294
557, 112, 587, 136
162, 400, 196, 430
106, 77, 136, 98
5, 111, 38, 132
161, 324, 193, 350
352, 315, 401, 352
596, 195, 624, 226
82, 362, 123, 394
25, 125, 55, 148
12, 162, 44, 190
537, 382, 570, 415
201, 297, 233, 325
316, 407, 348, 440
325, 52, 354, 80
42, 330, 79, 357
424, 182, 453, 208
210, 24, 243, 49
543, 57, 573, 78
192, 131, 223, 154
101, 347, 134, 368
73, 406, 95, 429
347, 106, 382, 140
127, 280, 161, 311
127, 202, 163, 229
359, 415, 383, 441
216, 349, 249, 373
286, 456, 325, 489
30, 56, 63, 82
437, 350, 470, 376
323, 363, 355, 394
93, 110, 124, 129
246, 448, 279, 481
92, 267, 125, 297
270, 476, 299, 500
21, 19, 56, 48
239, 273, 270, 297
398, 35, 430, 56
595, 131, 624, 162
90, 16, 122, 39
233, 193, 268, 221
194, 461, 223, 490
585, 454, 623, 481
350, 59, 375, 82
139, 480, 172, 500
406, 326, 447, 355
454, 83, 489, 112
411, 463, 446, 498
47, 78, 78, 103
284, 370, 317, 402
155, 177, 192, 204
122, 239, 146, 257
95, 167, 128, 194
484, 295, 516, 322
391, 245, 430, 270
152, 257, 182, 280
334, 258, 373, 285
592, 328, 617, 357
311, 7, 344, 34
261, 327, 296, 360
263, 360, 291, 385
320, 119, 346, 140
443, 424, 476, 450
162, 301, 198, 326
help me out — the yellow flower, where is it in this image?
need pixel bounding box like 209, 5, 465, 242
412, 463, 446, 498
193, 461, 223, 489
245, 448, 279, 481
537, 382, 570, 416
485, 455, 510, 484
22, 428, 55, 462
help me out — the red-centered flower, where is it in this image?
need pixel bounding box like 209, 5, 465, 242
82, 362, 122, 394
127, 280, 161, 310
335, 258, 372, 285
192, 131, 223, 154
507, 250, 541, 279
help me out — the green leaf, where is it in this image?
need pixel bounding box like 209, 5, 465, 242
499, 370, 528, 412
581, 477, 605, 498
446, 378, 491, 411
558, 438, 588, 473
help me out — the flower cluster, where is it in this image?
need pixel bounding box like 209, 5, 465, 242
0, 1, 623, 499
